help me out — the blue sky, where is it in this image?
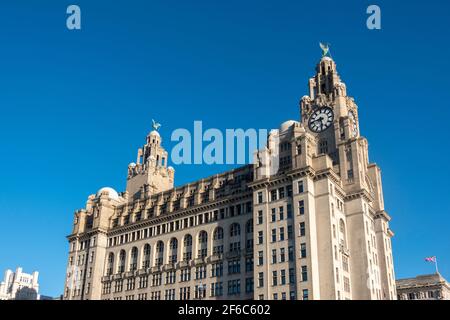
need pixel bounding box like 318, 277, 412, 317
0, 1, 449, 297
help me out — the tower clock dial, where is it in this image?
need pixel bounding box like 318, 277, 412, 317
349, 110, 358, 137
308, 107, 334, 133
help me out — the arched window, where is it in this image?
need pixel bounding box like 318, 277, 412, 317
230, 223, 241, 237
169, 238, 178, 263
155, 241, 164, 267
107, 252, 114, 275
213, 227, 224, 240
184, 234, 192, 247
142, 244, 151, 269
183, 234, 193, 261
130, 247, 138, 271
198, 231, 208, 259
118, 250, 126, 273
199, 231, 208, 244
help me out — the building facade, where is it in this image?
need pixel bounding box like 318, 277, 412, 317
397, 273, 450, 300
0, 267, 40, 300
63, 53, 396, 300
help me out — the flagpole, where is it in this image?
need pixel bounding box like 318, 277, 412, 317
435, 257, 439, 274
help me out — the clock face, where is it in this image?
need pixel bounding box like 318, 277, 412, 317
308, 107, 334, 133
349, 111, 357, 137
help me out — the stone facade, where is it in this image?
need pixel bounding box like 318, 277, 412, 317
397, 273, 450, 300
63, 54, 396, 300
0, 267, 40, 300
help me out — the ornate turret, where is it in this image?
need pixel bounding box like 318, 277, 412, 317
126, 121, 175, 200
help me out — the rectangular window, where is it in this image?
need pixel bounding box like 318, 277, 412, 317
272, 271, 278, 286
299, 222, 306, 237
271, 229, 277, 242
271, 208, 276, 222
298, 181, 304, 193
258, 272, 264, 288
279, 206, 284, 220
299, 200, 305, 215
258, 251, 264, 266
257, 211, 263, 224
258, 231, 263, 245
302, 289, 309, 300
258, 192, 263, 204
279, 227, 285, 241
300, 243, 307, 258
287, 185, 293, 197
279, 187, 285, 199
270, 190, 277, 202
272, 249, 277, 264
280, 248, 286, 262
301, 266, 308, 282
287, 204, 292, 218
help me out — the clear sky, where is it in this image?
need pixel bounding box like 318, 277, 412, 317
0, 0, 449, 297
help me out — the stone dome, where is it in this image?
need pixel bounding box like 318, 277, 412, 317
96, 187, 119, 200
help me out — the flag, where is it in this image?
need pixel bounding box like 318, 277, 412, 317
425, 256, 436, 262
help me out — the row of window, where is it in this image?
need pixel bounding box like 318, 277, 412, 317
112, 201, 253, 229
102, 279, 255, 298
107, 219, 252, 248
256, 181, 306, 204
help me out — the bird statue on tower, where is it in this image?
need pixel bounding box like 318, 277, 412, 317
152, 119, 161, 131
319, 42, 331, 57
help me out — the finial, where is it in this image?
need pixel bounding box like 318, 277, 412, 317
319, 42, 331, 58
152, 119, 161, 131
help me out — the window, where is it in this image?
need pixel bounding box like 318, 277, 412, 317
289, 268, 295, 284
287, 185, 293, 197
300, 243, 307, 258
288, 246, 294, 261
270, 190, 277, 201
281, 270, 286, 285
230, 223, 241, 237
228, 259, 241, 274
227, 279, 241, 295
245, 257, 254, 272
258, 273, 264, 287
344, 277, 350, 293
271, 229, 277, 242
245, 277, 254, 293
211, 262, 223, 277
279, 206, 284, 220
257, 211, 263, 224
272, 249, 277, 264
287, 225, 293, 240
271, 208, 276, 222
279, 227, 285, 241
279, 187, 285, 199
257, 192, 263, 204
130, 247, 138, 271
302, 289, 309, 300
280, 248, 286, 262
258, 251, 264, 266
213, 227, 224, 240
257, 231, 263, 244
299, 222, 306, 237
118, 250, 126, 273
298, 181, 304, 193
299, 200, 305, 215
142, 244, 151, 269
301, 266, 308, 282
272, 271, 278, 286
211, 282, 223, 297
319, 139, 328, 154
287, 204, 292, 218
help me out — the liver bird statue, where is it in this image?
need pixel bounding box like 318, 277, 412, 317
152, 119, 161, 131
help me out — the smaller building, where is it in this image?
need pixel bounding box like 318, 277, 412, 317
396, 273, 450, 300
0, 267, 40, 300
